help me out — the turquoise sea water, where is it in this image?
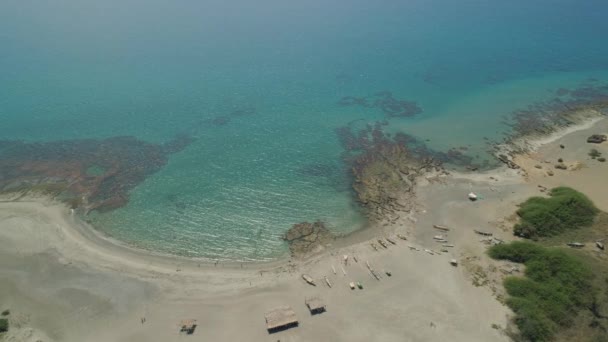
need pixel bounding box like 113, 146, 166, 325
2, 0, 608, 261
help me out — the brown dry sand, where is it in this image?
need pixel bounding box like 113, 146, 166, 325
1, 118, 606, 342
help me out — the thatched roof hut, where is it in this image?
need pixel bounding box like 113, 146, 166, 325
265, 306, 298, 333
305, 296, 326, 315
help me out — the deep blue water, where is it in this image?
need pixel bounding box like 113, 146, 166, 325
2, 0, 608, 260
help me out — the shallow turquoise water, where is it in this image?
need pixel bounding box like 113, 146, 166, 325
1, 0, 608, 260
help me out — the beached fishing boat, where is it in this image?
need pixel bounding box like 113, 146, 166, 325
302, 274, 316, 286
433, 224, 449, 231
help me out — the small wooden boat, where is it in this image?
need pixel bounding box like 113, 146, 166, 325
442, 244, 455, 247
378, 239, 388, 248
433, 235, 445, 240
349, 282, 356, 290
385, 270, 392, 277
567, 242, 585, 248
450, 259, 458, 266
357, 282, 363, 289
343, 255, 349, 265
596, 241, 605, 250
302, 274, 316, 286
397, 234, 408, 241
386, 237, 396, 245
433, 224, 449, 231
474, 229, 493, 236
325, 276, 332, 288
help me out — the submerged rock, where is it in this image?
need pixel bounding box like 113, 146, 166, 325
0, 135, 193, 212
282, 221, 334, 258
587, 134, 607, 144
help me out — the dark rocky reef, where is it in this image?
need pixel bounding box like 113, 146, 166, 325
492, 81, 608, 168
336, 121, 457, 222
503, 82, 608, 142
0, 135, 194, 212
338, 91, 423, 119
282, 221, 334, 258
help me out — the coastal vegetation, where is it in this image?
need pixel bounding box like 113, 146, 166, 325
493, 188, 608, 341
489, 242, 601, 341
513, 187, 598, 239
0, 317, 8, 333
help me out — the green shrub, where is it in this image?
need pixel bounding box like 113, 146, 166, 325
489, 242, 595, 341
0, 310, 8, 316
0, 318, 7, 333
514, 187, 598, 239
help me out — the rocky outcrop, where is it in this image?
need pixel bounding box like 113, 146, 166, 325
587, 134, 607, 144
282, 221, 334, 258
0, 135, 194, 212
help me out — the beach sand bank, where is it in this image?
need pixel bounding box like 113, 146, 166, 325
1, 117, 607, 342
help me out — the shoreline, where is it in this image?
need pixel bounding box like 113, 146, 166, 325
1, 116, 607, 341
1, 114, 602, 272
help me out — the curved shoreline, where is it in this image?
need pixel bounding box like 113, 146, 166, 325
2, 114, 605, 273
0, 114, 606, 341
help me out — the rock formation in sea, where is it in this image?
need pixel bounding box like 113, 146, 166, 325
0, 135, 194, 213
338, 91, 423, 119
492, 81, 608, 168
335, 121, 455, 223
282, 221, 335, 258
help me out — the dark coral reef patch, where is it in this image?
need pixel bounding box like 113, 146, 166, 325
338, 91, 423, 119
0, 135, 194, 212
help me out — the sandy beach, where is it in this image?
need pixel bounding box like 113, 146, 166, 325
1, 117, 607, 342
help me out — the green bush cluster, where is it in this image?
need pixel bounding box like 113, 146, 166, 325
514, 187, 598, 239
0, 318, 7, 333
489, 242, 595, 341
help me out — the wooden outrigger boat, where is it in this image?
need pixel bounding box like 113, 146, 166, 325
386, 237, 396, 245
433, 224, 449, 231
378, 239, 388, 248
474, 229, 493, 236
396, 234, 407, 241
302, 274, 316, 286
324, 276, 332, 288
